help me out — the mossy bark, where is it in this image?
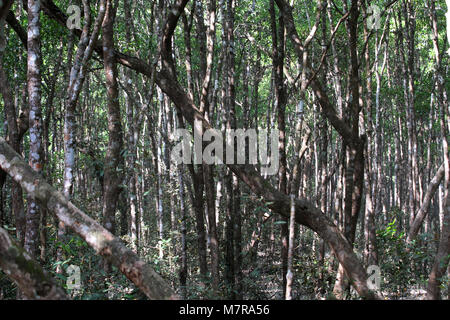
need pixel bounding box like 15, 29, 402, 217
0, 227, 68, 300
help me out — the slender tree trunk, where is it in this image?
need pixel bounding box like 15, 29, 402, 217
198, 0, 219, 295
333, 0, 366, 299
102, 0, 123, 272
222, 0, 238, 299
182, 3, 208, 282
285, 195, 296, 299
233, 174, 242, 299
224, 169, 235, 298
426, 0, 450, 299
190, 162, 208, 281
178, 163, 188, 299
270, 0, 289, 295
24, 0, 43, 260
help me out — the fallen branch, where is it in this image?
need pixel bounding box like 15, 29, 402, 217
0, 138, 179, 300
0, 226, 68, 300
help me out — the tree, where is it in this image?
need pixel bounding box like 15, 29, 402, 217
24, 0, 43, 260
101, 0, 124, 267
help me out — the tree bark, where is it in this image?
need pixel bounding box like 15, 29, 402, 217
285, 195, 296, 299
178, 164, 188, 299
25, 0, 44, 259
270, 0, 289, 295
426, 0, 450, 299
0, 227, 68, 300
101, 0, 123, 248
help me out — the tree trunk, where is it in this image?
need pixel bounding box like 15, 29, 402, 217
407, 163, 445, 243
285, 195, 296, 299
101, 0, 123, 248
178, 164, 188, 299
426, 0, 450, 299
270, 0, 289, 295
24, 0, 44, 260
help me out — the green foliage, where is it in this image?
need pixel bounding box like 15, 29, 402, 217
376, 216, 433, 298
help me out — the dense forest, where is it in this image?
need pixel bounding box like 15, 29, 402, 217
0, 0, 448, 301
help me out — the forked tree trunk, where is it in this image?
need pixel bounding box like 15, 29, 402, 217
60, 0, 106, 273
